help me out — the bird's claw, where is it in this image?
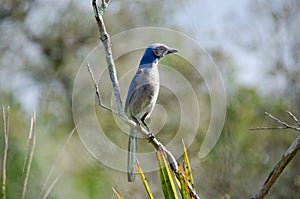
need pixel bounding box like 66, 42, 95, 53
148, 132, 155, 141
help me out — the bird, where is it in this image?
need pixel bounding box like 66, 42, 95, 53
125, 43, 178, 182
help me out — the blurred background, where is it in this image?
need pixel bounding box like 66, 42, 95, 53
0, 0, 299, 198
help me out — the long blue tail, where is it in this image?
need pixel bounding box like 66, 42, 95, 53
127, 127, 137, 182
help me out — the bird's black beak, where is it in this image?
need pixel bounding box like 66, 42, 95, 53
167, 48, 178, 54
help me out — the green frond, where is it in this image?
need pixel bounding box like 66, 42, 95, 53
157, 150, 179, 199
136, 161, 154, 199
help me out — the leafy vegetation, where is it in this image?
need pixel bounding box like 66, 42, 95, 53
1, 0, 299, 199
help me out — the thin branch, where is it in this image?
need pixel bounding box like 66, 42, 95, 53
90, 1, 199, 198
40, 128, 75, 198
20, 111, 37, 199
251, 111, 300, 199
264, 112, 288, 126
252, 134, 300, 199
250, 112, 300, 131
1, 106, 10, 199
87, 63, 118, 114
286, 111, 300, 127
250, 126, 291, 131
92, 0, 124, 116
87, 64, 199, 199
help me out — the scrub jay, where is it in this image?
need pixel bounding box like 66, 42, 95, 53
125, 43, 178, 182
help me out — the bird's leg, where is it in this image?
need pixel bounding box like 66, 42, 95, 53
141, 118, 154, 140
141, 119, 150, 132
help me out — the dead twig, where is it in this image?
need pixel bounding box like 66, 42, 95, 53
286, 111, 300, 127
87, 64, 118, 114
92, 0, 124, 116
252, 134, 300, 199
251, 111, 300, 199
87, 63, 178, 172
87, 63, 199, 198
250, 112, 300, 131
90, 1, 199, 198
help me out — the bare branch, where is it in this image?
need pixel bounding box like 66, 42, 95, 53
1, 106, 10, 199
250, 112, 300, 132
252, 111, 300, 199
252, 135, 300, 199
87, 61, 199, 199
286, 111, 300, 127
91, 0, 124, 116
86, 63, 118, 114
87, 63, 179, 172
90, 1, 199, 198
250, 126, 290, 131
265, 112, 295, 128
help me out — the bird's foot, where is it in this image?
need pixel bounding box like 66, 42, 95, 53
148, 131, 155, 141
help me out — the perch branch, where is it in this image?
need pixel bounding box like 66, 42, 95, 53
87, 63, 199, 199
251, 112, 300, 199
87, 64, 177, 165
90, 1, 199, 198
92, 0, 124, 116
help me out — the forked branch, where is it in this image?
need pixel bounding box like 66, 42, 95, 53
250, 112, 300, 131
89, 1, 199, 198
251, 111, 300, 199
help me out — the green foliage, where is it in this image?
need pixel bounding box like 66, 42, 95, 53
1, 0, 300, 199
113, 141, 200, 199
114, 145, 199, 199
182, 140, 195, 191
177, 165, 189, 199
136, 161, 154, 199
157, 150, 179, 199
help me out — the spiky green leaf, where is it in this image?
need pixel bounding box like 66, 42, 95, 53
136, 161, 154, 199
178, 165, 190, 199
182, 139, 195, 190
157, 150, 179, 199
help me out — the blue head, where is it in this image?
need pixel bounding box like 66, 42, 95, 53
140, 43, 178, 66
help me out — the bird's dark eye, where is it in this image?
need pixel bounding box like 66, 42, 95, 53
153, 46, 167, 57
